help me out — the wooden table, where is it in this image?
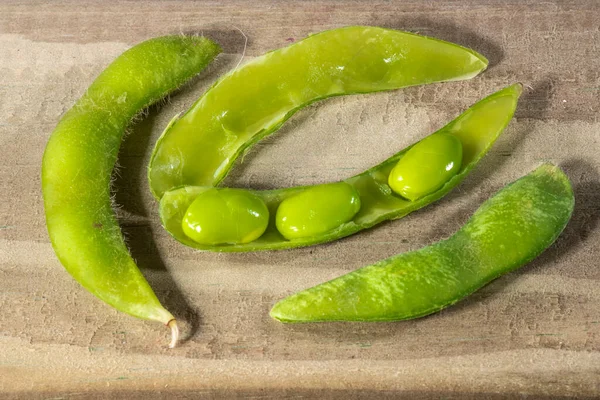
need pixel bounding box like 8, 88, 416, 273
1, 1, 599, 398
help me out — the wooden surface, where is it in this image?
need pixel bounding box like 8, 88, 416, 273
1, 1, 599, 398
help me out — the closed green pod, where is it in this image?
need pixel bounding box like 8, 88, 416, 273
270, 164, 574, 323
41, 35, 221, 347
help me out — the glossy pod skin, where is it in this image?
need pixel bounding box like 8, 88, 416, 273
270, 164, 574, 323
148, 26, 489, 199
159, 84, 522, 252
42, 36, 221, 347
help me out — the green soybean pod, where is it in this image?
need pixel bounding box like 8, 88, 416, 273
275, 182, 361, 240
270, 164, 574, 323
42, 36, 221, 347
182, 188, 269, 245
148, 26, 489, 198
158, 84, 521, 252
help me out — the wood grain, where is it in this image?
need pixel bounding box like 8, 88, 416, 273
1, 1, 599, 398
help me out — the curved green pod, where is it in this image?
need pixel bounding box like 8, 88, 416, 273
42, 36, 221, 347
270, 163, 574, 322
159, 84, 522, 252
148, 26, 489, 199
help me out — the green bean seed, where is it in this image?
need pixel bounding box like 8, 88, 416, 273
388, 134, 463, 201
275, 182, 361, 240
270, 164, 574, 323
182, 188, 269, 245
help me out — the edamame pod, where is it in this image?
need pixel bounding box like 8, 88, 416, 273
148, 26, 488, 198
42, 36, 221, 347
270, 164, 574, 322
159, 84, 521, 252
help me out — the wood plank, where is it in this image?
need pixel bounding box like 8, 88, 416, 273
1, 0, 599, 397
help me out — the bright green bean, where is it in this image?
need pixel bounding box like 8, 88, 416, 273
182, 188, 269, 245
42, 36, 221, 347
388, 133, 463, 201
148, 26, 488, 199
270, 164, 574, 323
275, 182, 361, 240
159, 84, 521, 252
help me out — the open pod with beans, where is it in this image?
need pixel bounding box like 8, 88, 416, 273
158, 84, 522, 251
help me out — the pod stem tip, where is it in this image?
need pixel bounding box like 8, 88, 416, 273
167, 319, 179, 348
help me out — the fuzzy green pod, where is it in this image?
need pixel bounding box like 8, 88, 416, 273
270, 164, 574, 323
42, 35, 221, 347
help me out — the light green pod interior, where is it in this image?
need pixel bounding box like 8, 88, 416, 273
148, 26, 488, 199
159, 84, 522, 252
